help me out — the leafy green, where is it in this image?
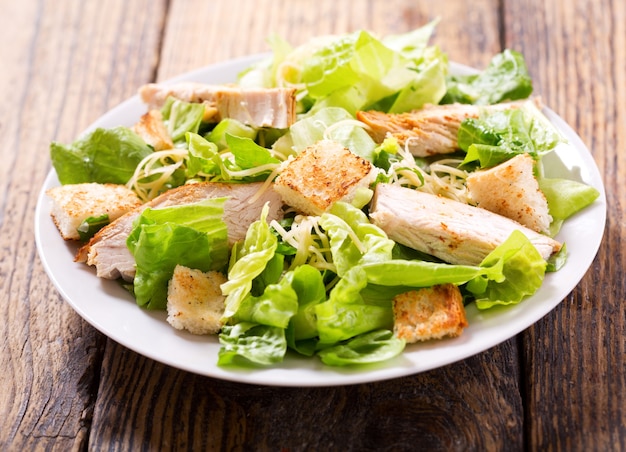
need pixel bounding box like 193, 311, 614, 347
459, 100, 565, 168
241, 23, 446, 115
319, 202, 395, 277
318, 329, 405, 366
50, 127, 153, 185
220, 204, 278, 319
206, 118, 257, 150
77, 214, 110, 242
442, 49, 533, 105
161, 97, 205, 144
279, 107, 377, 161
126, 198, 229, 310
466, 230, 547, 309
539, 177, 600, 220
218, 323, 287, 366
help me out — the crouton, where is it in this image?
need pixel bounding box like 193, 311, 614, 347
46, 183, 142, 241
132, 109, 173, 151
274, 140, 377, 215
466, 153, 552, 234
392, 284, 468, 343
166, 265, 227, 335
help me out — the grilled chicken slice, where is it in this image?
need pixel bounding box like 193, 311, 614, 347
356, 100, 537, 157
369, 184, 561, 266
75, 182, 285, 282
139, 82, 297, 129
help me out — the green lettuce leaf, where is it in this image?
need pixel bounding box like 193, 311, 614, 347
286, 264, 327, 345
459, 100, 565, 167
466, 230, 547, 309
126, 198, 229, 310
283, 107, 377, 161
218, 322, 287, 366
50, 126, 153, 185
539, 177, 600, 220
161, 97, 205, 144
221, 204, 278, 319
234, 273, 299, 329
442, 49, 533, 105
318, 329, 405, 366
315, 266, 394, 344
319, 202, 395, 277
206, 118, 257, 150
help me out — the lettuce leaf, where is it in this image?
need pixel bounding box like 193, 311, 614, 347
206, 118, 257, 150
319, 202, 395, 277
220, 204, 278, 319
281, 107, 377, 161
466, 230, 547, 309
539, 177, 600, 220
50, 126, 153, 185
218, 322, 287, 366
161, 97, 205, 144
442, 49, 533, 105
459, 100, 565, 168
317, 329, 405, 366
315, 266, 394, 344
126, 198, 229, 310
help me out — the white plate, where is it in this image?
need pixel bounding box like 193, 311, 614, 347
35, 54, 606, 387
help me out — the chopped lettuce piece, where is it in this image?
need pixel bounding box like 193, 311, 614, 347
281, 107, 377, 161
126, 198, 229, 310
77, 214, 109, 242
320, 202, 395, 277
206, 118, 257, 150
467, 230, 547, 309
442, 49, 533, 105
539, 177, 600, 220
218, 322, 287, 366
50, 126, 153, 185
318, 329, 405, 366
161, 97, 205, 144
459, 100, 565, 168
221, 204, 278, 319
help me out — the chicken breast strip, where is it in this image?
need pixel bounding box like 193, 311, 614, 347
139, 82, 297, 129
356, 99, 539, 157
75, 182, 285, 282
369, 184, 561, 266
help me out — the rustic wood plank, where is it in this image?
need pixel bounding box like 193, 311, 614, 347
0, 0, 166, 448
90, 339, 522, 450
87, 1, 526, 450
503, 0, 626, 449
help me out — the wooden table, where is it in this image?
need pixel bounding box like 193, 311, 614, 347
2, 0, 624, 450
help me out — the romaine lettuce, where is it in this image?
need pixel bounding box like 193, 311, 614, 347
442, 49, 533, 105
50, 126, 153, 185
459, 100, 565, 168
466, 230, 547, 309
126, 198, 229, 310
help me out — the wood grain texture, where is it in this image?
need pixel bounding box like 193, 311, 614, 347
0, 0, 165, 449
89, 339, 522, 451
503, 0, 626, 450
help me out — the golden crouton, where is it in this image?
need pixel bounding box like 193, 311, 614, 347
466, 153, 552, 234
166, 265, 227, 335
132, 109, 173, 151
393, 284, 468, 343
46, 183, 142, 241
274, 140, 377, 215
